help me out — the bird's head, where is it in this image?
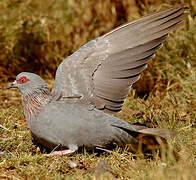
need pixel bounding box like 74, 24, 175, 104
7, 72, 49, 95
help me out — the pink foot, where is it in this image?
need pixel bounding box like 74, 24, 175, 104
45, 149, 76, 157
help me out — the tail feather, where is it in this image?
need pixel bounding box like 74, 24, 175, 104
112, 123, 177, 157
131, 125, 177, 139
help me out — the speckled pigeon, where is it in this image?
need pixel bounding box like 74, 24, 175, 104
7, 5, 188, 155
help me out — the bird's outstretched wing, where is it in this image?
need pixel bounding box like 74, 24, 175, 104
52, 5, 188, 113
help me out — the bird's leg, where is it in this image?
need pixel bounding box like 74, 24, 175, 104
45, 144, 78, 156
45, 149, 76, 156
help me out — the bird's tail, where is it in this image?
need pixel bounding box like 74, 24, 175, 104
132, 125, 177, 139
131, 126, 177, 159
113, 123, 177, 158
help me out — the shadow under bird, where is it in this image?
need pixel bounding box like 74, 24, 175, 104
7, 5, 188, 156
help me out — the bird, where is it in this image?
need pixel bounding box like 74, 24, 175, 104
7, 5, 188, 156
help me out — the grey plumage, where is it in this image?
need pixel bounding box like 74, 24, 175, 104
7, 5, 188, 154
30, 101, 175, 152
52, 5, 188, 113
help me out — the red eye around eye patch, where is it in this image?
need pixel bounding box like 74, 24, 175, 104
17, 76, 30, 84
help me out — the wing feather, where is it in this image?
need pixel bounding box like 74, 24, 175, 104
52, 5, 188, 113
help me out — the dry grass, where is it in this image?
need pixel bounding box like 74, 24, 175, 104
0, 0, 196, 179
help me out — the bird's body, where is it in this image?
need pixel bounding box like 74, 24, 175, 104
30, 100, 137, 151
7, 5, 188, 155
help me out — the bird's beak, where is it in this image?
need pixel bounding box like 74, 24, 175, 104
6, 80, 17, 89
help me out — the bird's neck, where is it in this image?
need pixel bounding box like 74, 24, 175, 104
22, 88, 52, 120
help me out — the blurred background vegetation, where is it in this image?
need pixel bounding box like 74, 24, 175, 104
0, 0, 195, 106
0, 1, 195, 78
0, 1, 196, 179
